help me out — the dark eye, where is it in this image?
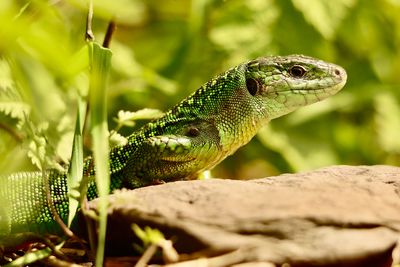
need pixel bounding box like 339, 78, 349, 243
289, 65, 306, 78
187, 126, 200, 137
246, 78, 258, 96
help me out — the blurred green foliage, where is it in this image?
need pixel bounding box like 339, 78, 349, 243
0, 0, 399, 179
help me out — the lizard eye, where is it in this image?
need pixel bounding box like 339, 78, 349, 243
246, 78, 259, 96
187, 126, 200, 137
288, 65, 306, 78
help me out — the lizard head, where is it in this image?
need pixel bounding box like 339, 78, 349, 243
244, 55, 347, 120
206, 55, 347, 153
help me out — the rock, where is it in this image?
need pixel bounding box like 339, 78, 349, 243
86, 165, 400, 267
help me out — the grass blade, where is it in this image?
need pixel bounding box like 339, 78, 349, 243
88, 41, 112, 266
67, 96, 87, 227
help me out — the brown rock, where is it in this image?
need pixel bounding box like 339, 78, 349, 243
87, 165, 400, 267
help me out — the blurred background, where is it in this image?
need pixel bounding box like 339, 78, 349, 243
0, 0, 399, 179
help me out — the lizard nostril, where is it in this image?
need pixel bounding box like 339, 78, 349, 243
334, 68, 341, 76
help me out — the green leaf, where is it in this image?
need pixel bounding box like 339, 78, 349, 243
88, 41, 112, 267
257, 125, 309, 171
67, 0, 147, 25
374, 92, 400, 153
109, 131, 128, 147
3, 248, 52, 267
2, 241, 65, 267
67, 96, 87, 227
291, 0, 356, 39
132, 224, 166, 248
0, 101, 30, 120
115, 108, 164, 128
27, 136, 47, 170
0, 59, 30, 120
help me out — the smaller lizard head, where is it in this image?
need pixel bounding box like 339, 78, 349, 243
244, 55, 347, 121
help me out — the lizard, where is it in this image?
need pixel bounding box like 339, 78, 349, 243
0, 55, 347, 242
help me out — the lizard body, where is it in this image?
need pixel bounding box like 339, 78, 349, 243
0, 55, 347, 239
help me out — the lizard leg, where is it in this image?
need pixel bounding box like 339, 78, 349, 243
122, 134, 221, 188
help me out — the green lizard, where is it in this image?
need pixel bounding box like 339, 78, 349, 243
0, 55, 347, 240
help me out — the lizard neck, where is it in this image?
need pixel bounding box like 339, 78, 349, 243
214, 89, 269, 158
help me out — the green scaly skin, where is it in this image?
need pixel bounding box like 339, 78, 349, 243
0, 55, 347, 240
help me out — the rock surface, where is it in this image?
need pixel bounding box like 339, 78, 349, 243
87, 165, 400, 267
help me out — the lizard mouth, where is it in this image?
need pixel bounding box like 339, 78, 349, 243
267, 73, 347, 98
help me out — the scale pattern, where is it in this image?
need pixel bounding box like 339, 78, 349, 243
0, 55, 347, 238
